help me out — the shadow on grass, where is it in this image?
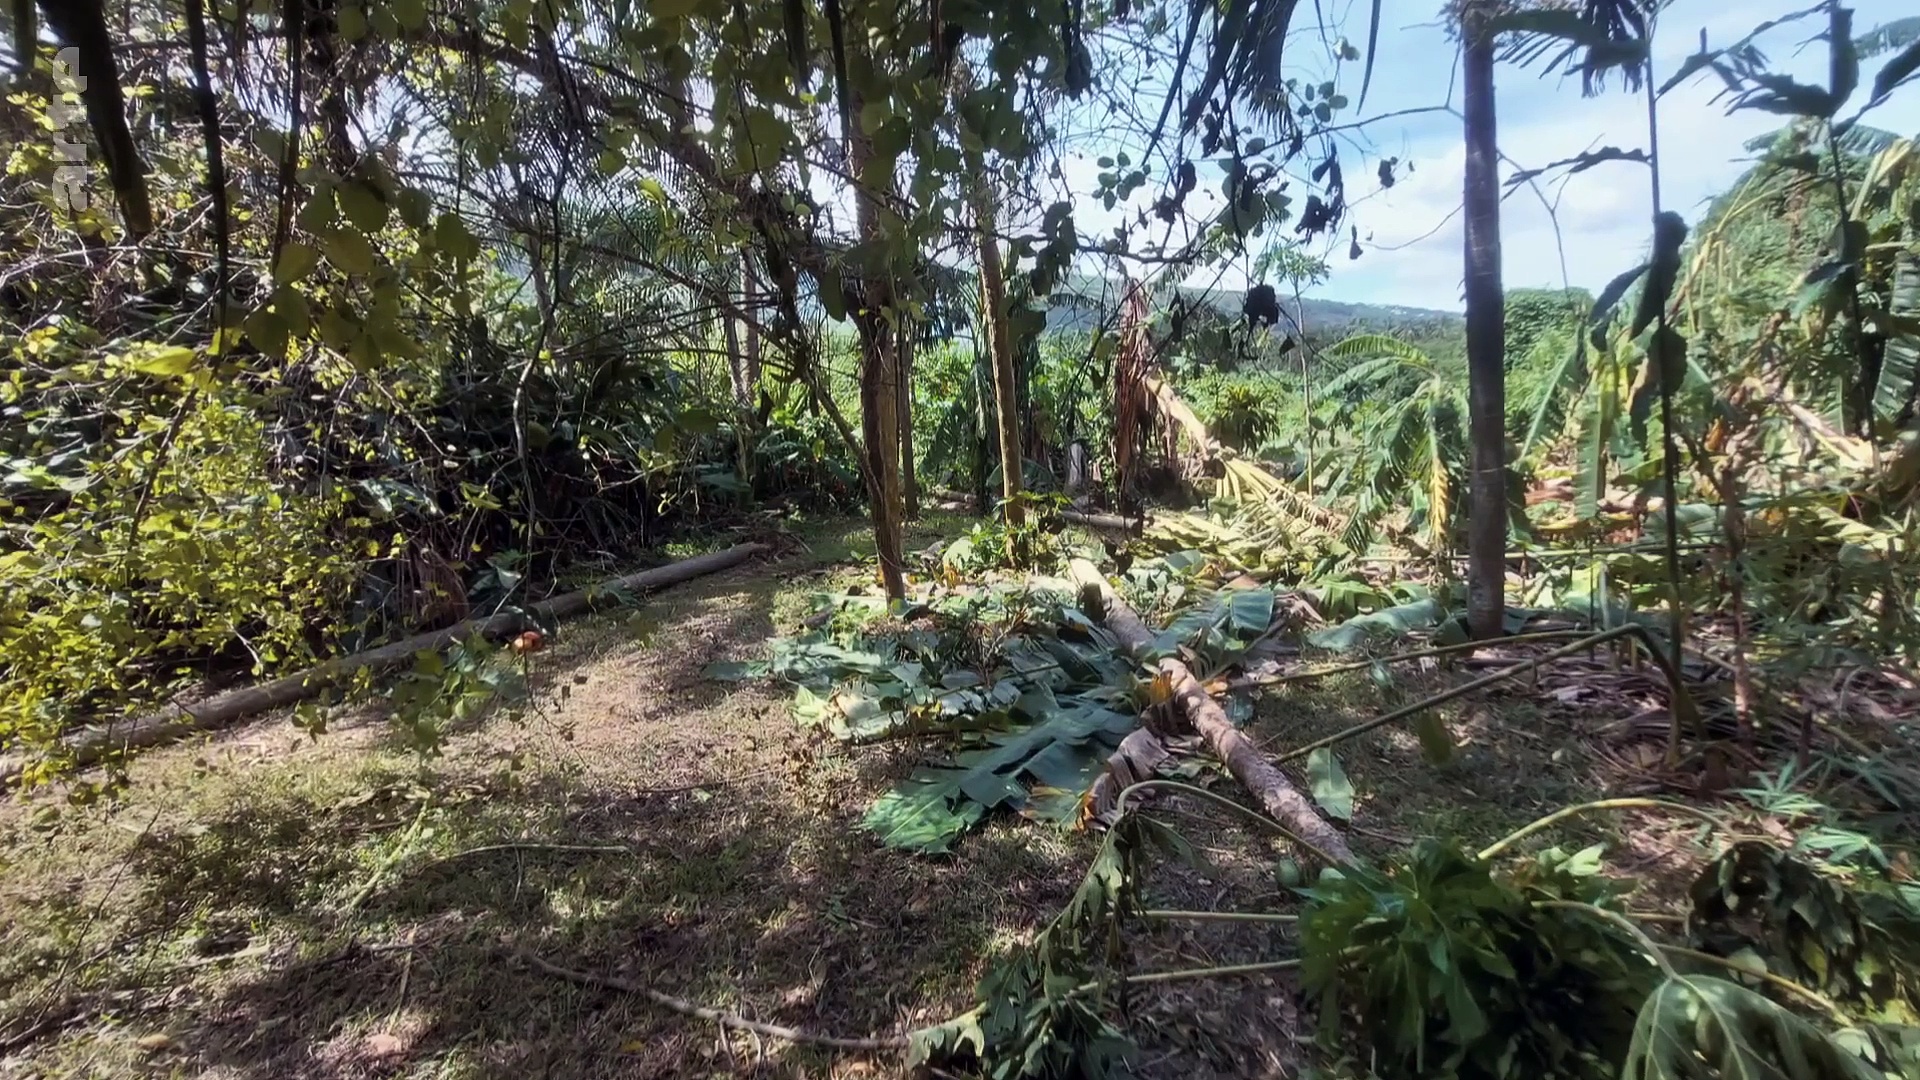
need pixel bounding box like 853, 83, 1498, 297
58, 537, 1074, 1080
116, 760, 1073, 1080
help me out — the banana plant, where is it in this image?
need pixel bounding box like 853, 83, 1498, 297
1318, 334, 1469, 553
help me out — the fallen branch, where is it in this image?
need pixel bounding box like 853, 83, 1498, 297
510, 949, 908, 1051
1266, 624, 1699, 767
3, 543, 769, 785
1059, 508, 1144, 533
1066, 559, 1354, 863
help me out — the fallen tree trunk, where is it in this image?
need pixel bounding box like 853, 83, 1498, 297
1066, 559, 1353, 863
3, 543, 769, 785
1059, 509, 1144, 533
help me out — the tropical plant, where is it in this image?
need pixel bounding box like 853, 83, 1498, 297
1318, 334, 1471, 554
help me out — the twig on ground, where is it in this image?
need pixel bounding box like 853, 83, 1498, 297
508, 949, 909, 1051
421, 842, 632, 870
628, 769, 779, 797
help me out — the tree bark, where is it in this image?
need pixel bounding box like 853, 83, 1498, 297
1462, 14, 1507, 640
975, 193, 1025, 530
742, 260, 762, 390
898, 323, 919, 518
839, 13, 906, 600
1065, 559, 1353, 863
721, 297, 753, 490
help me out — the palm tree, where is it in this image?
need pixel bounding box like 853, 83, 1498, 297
1459, 0, 1507, 639
1320, 335, 1470, 555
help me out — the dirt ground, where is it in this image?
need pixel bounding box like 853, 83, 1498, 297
0, 514, 1841, 1080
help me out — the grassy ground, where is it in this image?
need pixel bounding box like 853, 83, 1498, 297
0, 511, 1883, 1079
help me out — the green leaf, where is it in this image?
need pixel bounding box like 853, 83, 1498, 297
337, 181, 389, 233
1306, 748, 1354, 821
337, 3, 367, 41
274, 242, 321, 285
1622, 977, 1883, 1080
393, 0, 426, 29
862, 776, 984, 854
244, 308, 290, 357
433, 213, 479, 259
862, 699, 1134, 853
1306, 597, 1446, 651
128, 346, 197, 378
1589, 262, 1648, 349
319, 229, 376, 275
1874, 252, 1919, 426
298, 187, 337, 234
650, 0, 701, 17
1226, 587, 1276, 635
1572, 382, 1616, 521
817, 265, 848, 321
395, 188, 432, 229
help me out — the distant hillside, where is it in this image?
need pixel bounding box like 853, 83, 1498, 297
1042, 273, 1462, 338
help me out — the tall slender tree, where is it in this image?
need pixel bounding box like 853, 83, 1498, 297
1460, 0, 1507, 639
956, 64, 1025, 531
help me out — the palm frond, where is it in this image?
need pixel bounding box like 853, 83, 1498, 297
1322, 333, 1432, 364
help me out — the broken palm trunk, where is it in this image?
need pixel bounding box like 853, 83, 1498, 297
1067, 559, 1353, 863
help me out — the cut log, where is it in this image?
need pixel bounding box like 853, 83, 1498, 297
1066, 559, 1353, 863
3, 543, 769, 785
1059, 509, 1143, 533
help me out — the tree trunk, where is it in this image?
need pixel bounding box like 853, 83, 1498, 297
1462, 15, 1507, 640
977, 202, 1024, 529
898, 324, 919, 518
846, 87, 906, 599
1065, 559, 1353, 863
742, 260, 762, 391
721, 300, 753, 490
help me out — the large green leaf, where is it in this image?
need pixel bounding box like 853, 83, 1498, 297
1573, 381, 1617, 521
1622, 977, 1883, 1080
1520, 336, 1589, 464
1226, 587, 1276, 635
1875, 252, 1919, 426
861, 698, 1135, 854
1306, 748, 1354, 821
1305, 597, 1446, 651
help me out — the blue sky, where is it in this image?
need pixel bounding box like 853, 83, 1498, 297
1302, 0, 1920, 310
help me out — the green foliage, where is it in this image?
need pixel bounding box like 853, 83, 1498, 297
379, 637, 531, 756
718, 582, 1160, 852
1305, 591, 1447, 651
1687, 841, 1920, 1024
1621, 976, 1886, 1080
1298, 840, 1651, 1080
1, 383, 355, 776
941, 497, 1072, 575
863, 693, 1135, 853
1306, 748, 1354, 820
912, 812, 1191, 1077
1317, 334, 1470, 554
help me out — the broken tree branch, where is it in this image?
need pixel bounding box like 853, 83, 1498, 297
510, 949, 908, 1051
1066, 559, 1354, 863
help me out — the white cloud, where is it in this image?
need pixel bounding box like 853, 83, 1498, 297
1308, 0, 1920, 310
